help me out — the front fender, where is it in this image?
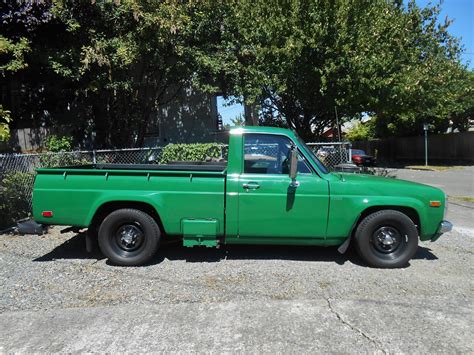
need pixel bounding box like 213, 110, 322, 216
327, 195, 436, 239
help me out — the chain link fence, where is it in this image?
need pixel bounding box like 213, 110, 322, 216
0, 148, 165, 228
0, 142, 351, 228
307, 142, 352, 169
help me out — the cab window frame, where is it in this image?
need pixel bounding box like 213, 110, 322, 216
242, 133, 314, 175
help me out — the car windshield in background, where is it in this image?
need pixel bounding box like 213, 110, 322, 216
295, 134, 329, 174
352, 149, 366, 155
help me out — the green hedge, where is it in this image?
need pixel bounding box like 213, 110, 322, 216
159, 143, 223, 164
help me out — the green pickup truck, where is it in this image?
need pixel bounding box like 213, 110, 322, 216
33, 127, 452, 268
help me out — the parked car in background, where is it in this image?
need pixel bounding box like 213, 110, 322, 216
316, 146, 337, 159
316, 145, 347, 168
351, 149, 376, 166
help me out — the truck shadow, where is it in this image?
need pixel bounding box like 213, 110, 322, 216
33, 232, 105, 262
34, 233, 439, 267
153, 243, 356, 266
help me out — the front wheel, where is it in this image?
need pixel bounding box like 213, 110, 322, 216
354, 210, 418, 268
98, 208, 161, 266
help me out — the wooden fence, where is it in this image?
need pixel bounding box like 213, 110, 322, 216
353, 131, 474, 163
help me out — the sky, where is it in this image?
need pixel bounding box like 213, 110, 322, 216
217, 0, 474, 125
416, 0, 473, 68
217, 96, 244, 126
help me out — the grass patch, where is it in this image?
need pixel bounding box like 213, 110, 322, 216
449, 196, 474, 204
405, 165, 466, 172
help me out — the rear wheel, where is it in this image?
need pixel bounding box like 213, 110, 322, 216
354, 210, 418, 268
98, 208, 161, 266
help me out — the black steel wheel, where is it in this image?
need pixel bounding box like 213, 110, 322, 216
98, 208, 161, 266
354, 210, 418, 268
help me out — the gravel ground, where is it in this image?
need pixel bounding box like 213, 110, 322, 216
0, 217, 473, 352
2, 225, 471, 313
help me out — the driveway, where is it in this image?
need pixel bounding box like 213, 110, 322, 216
395, 166, 474, 198
395, 166, 474, 232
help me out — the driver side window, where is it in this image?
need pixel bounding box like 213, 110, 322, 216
243, 134, 311, 174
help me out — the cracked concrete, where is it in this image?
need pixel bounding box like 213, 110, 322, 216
1, 298, 471, 353
326, 298, 388, 354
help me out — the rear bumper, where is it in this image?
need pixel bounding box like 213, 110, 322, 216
431, 220, 453, 242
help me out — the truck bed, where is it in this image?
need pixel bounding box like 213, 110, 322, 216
33, 163, 227, 233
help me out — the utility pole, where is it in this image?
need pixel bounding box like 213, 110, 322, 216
334, 106, 341, 142
423, 123, 429, 166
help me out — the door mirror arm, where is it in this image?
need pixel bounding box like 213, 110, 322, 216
289, 146, 299, 187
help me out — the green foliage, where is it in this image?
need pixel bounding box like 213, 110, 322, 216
45, 135, 73, 152
0, 36, 30, 75
0, 171, 35, 228
1, 0, 472, 145
159, 143, 223, 164
0, 34, 30, 139
0, 105, 12, 142
447, 71, 474, 133
345, 120, 376, 142
39, 152, 89, 168
230, 114, 245, 127
40, 134, 88, 167
192, 0, 472, 140
362, 167, 396, 178
44, 0, 208, 147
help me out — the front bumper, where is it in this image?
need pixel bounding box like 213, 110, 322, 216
431, 220, 453, 242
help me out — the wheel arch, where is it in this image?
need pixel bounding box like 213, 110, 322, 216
89, 201, 165, 235
352, 205, 421, 237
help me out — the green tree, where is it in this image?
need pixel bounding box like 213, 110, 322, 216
1, 0, 471, 147
0, 14, 31, 142
1, 1, 221, 148
191, 0, 470, 140
0, 106, 12, 142
49, 0, 204, 147
230, 114, 245, 126
345, 120, 376, 142
446, 70, 474, 133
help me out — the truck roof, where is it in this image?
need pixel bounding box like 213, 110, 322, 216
229, 126, 294, 136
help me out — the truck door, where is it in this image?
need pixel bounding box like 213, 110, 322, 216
236, 133, 329, 242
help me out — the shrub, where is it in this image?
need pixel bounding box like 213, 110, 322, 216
40, 135, 88, 168
0, 170, 35, 229
345, 120, 376, 142
45, 135, 73, 152
39, 152, 88, 168
362, 167, 396, 178
159, 143, 224, 164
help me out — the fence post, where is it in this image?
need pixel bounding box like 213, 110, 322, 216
92, 150, 97, 164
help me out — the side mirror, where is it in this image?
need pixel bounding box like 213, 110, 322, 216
289, 146, 298, 181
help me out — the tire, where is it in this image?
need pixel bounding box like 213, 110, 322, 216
98, 208, 161, 266
354, 210, 418, 268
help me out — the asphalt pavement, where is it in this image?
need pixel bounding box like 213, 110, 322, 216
395, 166, 474, 232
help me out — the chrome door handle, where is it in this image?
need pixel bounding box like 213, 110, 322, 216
242, 182, 260, 190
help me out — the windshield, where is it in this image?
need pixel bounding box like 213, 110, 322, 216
352, 149, 366, 155
295, 134, 329, 174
